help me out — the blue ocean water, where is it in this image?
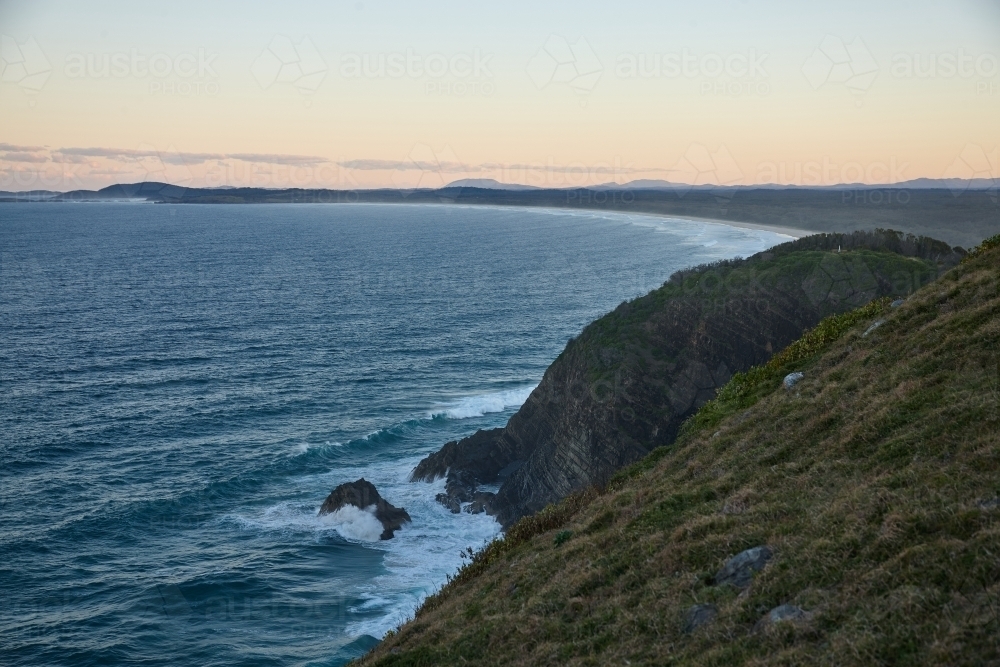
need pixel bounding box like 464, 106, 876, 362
0, 203, 790, 666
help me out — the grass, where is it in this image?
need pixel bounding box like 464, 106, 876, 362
356, 235, 1000, 666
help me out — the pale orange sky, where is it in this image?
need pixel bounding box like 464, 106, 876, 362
1, 0, 998, 191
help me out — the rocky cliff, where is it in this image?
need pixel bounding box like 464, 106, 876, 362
413, 230, 963, 526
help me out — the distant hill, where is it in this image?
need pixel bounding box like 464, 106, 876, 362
443, 178, 540, 190
55, 181, 190, 201
0, 190, 61, 200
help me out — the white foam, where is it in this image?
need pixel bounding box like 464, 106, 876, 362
293, 441, 342, 455
225, 453, 503, 642
429, 384, 536, 420
319, 504, 384, 542
296, 455, 503, 639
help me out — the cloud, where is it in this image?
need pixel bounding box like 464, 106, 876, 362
339, 158, 664, 175
340, 158, 467, 172
0, 151, 48, 163
0, 142, 48, 152
50, 146, 329, 166
48, 153, 92, 164
494, 162, 658, 175
54, 146, 148, 159
227, 152, 327, 166
84, 168, 132, 176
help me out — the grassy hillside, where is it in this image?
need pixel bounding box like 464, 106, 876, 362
358, 235, 1000, 666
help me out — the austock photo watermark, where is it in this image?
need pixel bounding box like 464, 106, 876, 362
944, 144, 999, 201
63, 47, 221, 96
527, 34, 603, 96
527, 36, 771, 99
0, 34, 51, 93
616, 48, 770, 96
338, 47, 495, 97
251, 35, 495, 97
802, 34, 999, 101
890, 48, 1000, 95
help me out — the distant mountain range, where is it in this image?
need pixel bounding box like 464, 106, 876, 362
588, 177, 999, 191
1, 177, 995, 201
443, 178, 540, 190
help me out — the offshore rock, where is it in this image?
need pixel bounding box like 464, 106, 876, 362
319, 478, 411, 540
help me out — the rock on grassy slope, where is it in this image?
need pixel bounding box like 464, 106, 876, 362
414, 231, 962, 527
360, 235, 1000, 666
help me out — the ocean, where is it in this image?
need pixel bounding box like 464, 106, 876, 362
0, 202, 791, 666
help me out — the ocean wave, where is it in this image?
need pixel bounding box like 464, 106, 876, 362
319, 505, 385, 542
293, 441, 342, 455
428, 384, 536, 420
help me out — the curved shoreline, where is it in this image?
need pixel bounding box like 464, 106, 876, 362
311, 200, 817, 242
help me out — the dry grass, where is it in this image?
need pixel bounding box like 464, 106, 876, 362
357, 238, 1000, 666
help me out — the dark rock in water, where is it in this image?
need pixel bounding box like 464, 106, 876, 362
435, 492, 461, 514
410, 428, 506, 483
414, 430, 512, 515
445, 469, 476, 502
714, 546, 773, 588
465, 491, 496, 515
319, 478, 411, 540
682, 604, 718, 634
433, 470, 479, 513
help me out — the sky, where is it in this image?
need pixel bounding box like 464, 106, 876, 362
1, 0, 999, 191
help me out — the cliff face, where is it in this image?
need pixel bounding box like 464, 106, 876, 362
413, 231, 962, 527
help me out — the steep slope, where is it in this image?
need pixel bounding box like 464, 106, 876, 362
361, 235, 1000, 666
415, 231, 962, 527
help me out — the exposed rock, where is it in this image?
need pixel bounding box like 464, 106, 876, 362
891, 298, 905, 307
433, 469, 487, 514
754, 604, 811, 632
714, 546, 773, 588
862, 319, 885, 337
435, 493, 461, 514
977, 497, 1000, 510
445, 469, 477, 503
783, 372, 804, 389
682, 603, 718, 634
465, 491, 497, 515
319, 478, 411, 540
410, 428, 505, 483
768, 604, 810, 622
